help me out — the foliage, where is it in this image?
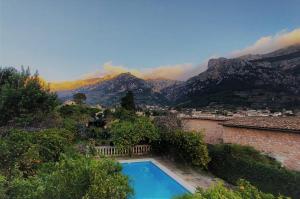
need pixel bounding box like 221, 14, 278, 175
73, 93, 87, 104
121, 91, 135, 111
0, 128, 73, 177
110, 117, 159, 155
5, 156, 132, 199
86, 127, 111, 140
8, 176, 44, 199
58, 105, 101, 139
113, 107, 137, 121
0, 67, 58, 126
0, 174, 7, 199
41, 156, 132, 199
174, 180, 289, 199
58, 104, 99, 120
208, 144, 300, 198
154, 130, 210, 169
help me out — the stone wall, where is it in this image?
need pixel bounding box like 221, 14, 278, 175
223, 126, 300, 171
182, 118, 224, 144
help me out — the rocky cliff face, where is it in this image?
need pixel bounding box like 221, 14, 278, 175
163, 45, 300, 108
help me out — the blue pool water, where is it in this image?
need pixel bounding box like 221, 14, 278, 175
121, 161, 189, 199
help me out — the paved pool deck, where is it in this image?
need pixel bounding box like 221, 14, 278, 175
117, 156, 221, 192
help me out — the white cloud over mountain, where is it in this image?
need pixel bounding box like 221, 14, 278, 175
52, 27, 300, 87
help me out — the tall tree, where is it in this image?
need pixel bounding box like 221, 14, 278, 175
121, 91, 135, 111
0, 67, 58, 126
73, 93, 86, 104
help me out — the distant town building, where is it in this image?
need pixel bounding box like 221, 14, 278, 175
63, 100, 76, 105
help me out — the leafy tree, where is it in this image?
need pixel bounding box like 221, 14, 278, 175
0, 67, 58, 126
110, 117, 159, 155
73, 93, 86, 105
121, 91, 135, 111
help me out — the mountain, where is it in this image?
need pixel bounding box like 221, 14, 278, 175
163, 45, 300, 109
57, 73, 179, 106
50, 75, 116, 92
56, 45, 300, 108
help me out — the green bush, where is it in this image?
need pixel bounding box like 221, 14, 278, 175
58, 104, 99, 120
154, 130, 210, 169
0, 128, 73, 177
6, 156, 132, 199
174, 179, 289, 199
0, 175, 7, 199
110, 117, 159, 155
208, 144, 300, 198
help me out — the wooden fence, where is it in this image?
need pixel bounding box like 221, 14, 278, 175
95, 145, 151, 156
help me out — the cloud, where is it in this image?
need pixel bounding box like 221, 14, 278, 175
231, 28, 300, 57
52, 27, 300, 90
85, 61, 194, 81
84, 61, 142, 78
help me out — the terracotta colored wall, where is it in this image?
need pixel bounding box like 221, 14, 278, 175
182, 119, 224, 144
182, 118, 300, 171
223, 126, 300, 171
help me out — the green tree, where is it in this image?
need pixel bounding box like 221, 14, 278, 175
110, 117, 159, 155
73, 93, 87, 105
121, 91, 135, 111
0, 67, 58, 126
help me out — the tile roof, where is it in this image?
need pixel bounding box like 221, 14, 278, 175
222, 117, 300, 133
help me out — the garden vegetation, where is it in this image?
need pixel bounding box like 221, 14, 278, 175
174, 179, 288, 199
1, 67, 297, 199
208, 144, 300, 198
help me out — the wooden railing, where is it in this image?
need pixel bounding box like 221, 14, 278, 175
95, 145, 151, 156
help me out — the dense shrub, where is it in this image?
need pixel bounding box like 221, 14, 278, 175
58, 105, 99, 122
6, 156, 132, 199
110, 116, 159, 155
113, 107, 137, 121
174, 179, 288, 199
0, 128, 73, 177
154, 130, 210, 169
208, 144, 300, 198
0, 175, 6, 199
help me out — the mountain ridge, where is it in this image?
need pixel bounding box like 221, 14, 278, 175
162, 44, 300, 108
56, 45, 300, 108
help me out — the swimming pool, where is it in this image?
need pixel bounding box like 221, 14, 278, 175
121, 160, 191, 199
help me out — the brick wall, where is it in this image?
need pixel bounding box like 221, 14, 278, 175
223, 126, 300, 171
182, 118, 224, 144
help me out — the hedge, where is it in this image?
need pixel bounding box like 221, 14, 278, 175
208, 144, 300, 199
153, 130, 210, 169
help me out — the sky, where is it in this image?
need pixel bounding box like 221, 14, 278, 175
0, 0, 300, 82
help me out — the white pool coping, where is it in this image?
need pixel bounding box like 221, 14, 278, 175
119, 158, 196, 193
